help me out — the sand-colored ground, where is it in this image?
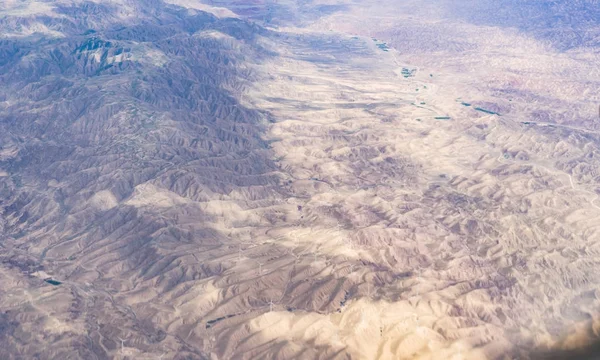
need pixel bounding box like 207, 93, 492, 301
1, 1, 600, 359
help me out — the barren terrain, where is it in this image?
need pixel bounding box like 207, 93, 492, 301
1, 0, 600, 359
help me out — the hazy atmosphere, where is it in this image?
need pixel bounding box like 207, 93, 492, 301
1, 0, 599, 359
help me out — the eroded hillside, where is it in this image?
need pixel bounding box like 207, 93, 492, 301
1, 1, 600, 359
